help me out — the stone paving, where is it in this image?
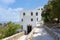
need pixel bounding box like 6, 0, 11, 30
18, 27, 54, 40
32, 27, 54, 40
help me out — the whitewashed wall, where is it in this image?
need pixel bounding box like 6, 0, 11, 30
19, 8, 42, 33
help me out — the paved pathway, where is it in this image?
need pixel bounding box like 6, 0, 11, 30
18, 27, 54, 40
32, 27, 54, 40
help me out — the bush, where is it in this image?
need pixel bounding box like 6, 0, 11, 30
0, 21, 22, 39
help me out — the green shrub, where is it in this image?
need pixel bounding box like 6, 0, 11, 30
0, 21, 22, 39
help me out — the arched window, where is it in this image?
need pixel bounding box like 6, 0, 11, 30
21, 19, 23, 22
23, 12, 25, 16
31, 12, 33, 16
36, 12, 38, 16
37, 18, 38, 21
31, 18, 33, 21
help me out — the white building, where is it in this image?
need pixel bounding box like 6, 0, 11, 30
20, 8, 42, 33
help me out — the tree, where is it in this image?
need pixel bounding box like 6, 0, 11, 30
41, 0, 60, 23
41, 4, 52, 23
0, 21, 22, 39
52, 0, 60, 23
5, 22, 22, 37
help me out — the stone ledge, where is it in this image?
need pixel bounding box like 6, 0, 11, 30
27, 28, 36, 40
3, 32, 25, 40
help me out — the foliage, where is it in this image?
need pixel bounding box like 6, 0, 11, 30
0, 21, 22, 39
41, 0, 60, 23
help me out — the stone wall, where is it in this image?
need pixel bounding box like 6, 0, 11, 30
3, 32, 25, 40
27, 28, 36, 40
44, 26, 60, 40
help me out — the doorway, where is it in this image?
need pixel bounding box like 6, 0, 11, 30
27, 25, 32, 34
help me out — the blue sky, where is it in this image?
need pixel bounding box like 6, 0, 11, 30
0, 0, 48, 23
9, 0, 48, 10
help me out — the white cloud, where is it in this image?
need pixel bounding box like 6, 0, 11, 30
8, 8, 23, 11
0, 0, 16, 9
0, 7, 23, 22
0, 0, 16, 5
0, 0, 24, 23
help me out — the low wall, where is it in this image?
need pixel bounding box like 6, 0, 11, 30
27, 28, 36, 40
3, 32, 25, 40
44, 26, 60, 40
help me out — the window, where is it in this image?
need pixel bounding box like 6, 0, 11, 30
21, 25, 23, 29
37, 18, 38, 21
36, 12, 38, 16
31, 18, 33, 21
23, 12, 25, 16
21, 19, 23, 22
31, 12, 33, 16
